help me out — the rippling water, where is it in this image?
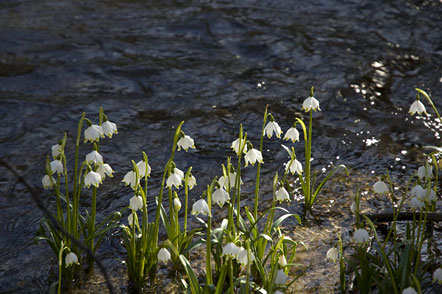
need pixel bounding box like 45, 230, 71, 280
1, 0, 442, 293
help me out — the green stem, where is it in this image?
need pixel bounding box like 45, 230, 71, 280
206, 185, 213, 286
62, 153, 71, 247
72, 113, 85, 245
254, 106, 268, 220
305, 110, 313, 208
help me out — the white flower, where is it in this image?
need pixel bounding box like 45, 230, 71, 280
278, 254, 287, 267
302, 96, 320, 112
192, 199, 210, 216
84, 125, 103, 143
136, 160, 151, 178
244, 148, 263, 167
410, 185, 426, 200
166, 172, 182, 189
174, 168, 184, 180
212, 188, 230, 208
174, 197, 182, 211
222, 242, 240, 258
373, 180, 389, 194
264, 121, 282, 139
326, 247, 339, 262
158, 248, 171, 263
65, 252, 79, 267
231, 138, 248, 155
86, 150, 103, 166
237, 247, 255, 266
353, 229, 370, 244
51, 144, 62, 159
42, 175, 56, 189
50, 160, 63, 175
402, 287, 417, 294
425, 188, 436, 202
417, 165, 432, 179
177, 135, 195, 151
275, 269, 288, 285
410, 197, 424, 211
433, 267, 442, 284
123, 171, 139, 189
101, 120, 118, 138
187, 174, 197, 189
97, 163, 113, 179
130, 195, 143, 211
84, 171, 102, 188
128, 212, 137, 226
276, 187, 290, 203
285, 159, 303, 175
283, 127, 300, 143
409, 100, 426, 116
219, 172, 242, 190
350, 201, 358, 214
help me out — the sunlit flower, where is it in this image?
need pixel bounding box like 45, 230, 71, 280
264, 121, 282, 139
136, 160, 151, 178
326, 247, 339, 262
353, 228, 369, 244
283, 127, 300, 143
97, 163, 113, 179
174, 167, 184, 180
212, 188, 230, 208
278, 254, 287, 267
166, 172, 182, 189
84, 171, 102, 188
410, 185, 425, 200
65, 252, 79, 267
174, 197, 182, 211
244, 148, 263, 167
402, 287, 417, 294
409, 100, 426, 116
187, 174, 197, 189
237, 247, 255, 266
128, 212, 137, 226
84, 125, 103, 143
302, 96, 320, 112
285, 159, 303, 175
433, 267, 442, 284
123, 171, 139, 189
276, 187, 290, 203
51, 144, 62, 159
410, 197, 424, 211
86, 150, 103, 166
42, 175, 56, 189
158, 248, 171, 263
417, 165, 432, 179
177, 135, 195, 151
373, 180, 388, 194
350, 201, 358, 214
219, 172, 242, 190
101, 120, 118, 138
231, 138, 248, 155
192, 199, 210, 216
130, 195, 143, 211
275, 269, 288, 285
222, 242, 240, 258
50, 160, 63, 175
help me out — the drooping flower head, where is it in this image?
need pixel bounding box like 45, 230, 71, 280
212, 187, 230, 208
278, 254, 287, 267
192, 199, 210, 216
166, 169, 183, 189
65, 252, 79, 267
237, 247, 255, 266
433, 267, 442, 284
177, 134, 196, 151
275, 269, 288, 285
97, 163, 114, 179
51, 144, 62, 159
86, 150, 103, 166
187, 174, 197, 189
101, 119, 118, 138
136, 160, 151, 178
402, 287, 417, 294
231, 138, 248, 156
326, 247, 339, 262
222, 242, 240, 258
264, 115, 282, 139
50, 160, 64, 175
174, 197, 182, 211
42, 175, 56, 189
373, 180, 389, 194
283, 125, 300, 143
84, 170, 102, 188
219, 171, 242, 190
84, 124, 104, 143
409, 197, 424, 211
285, 158, 303, 175
130, 195, 143, 211
123, 171, 139, 190
158, 248, 171, 263
409, 97, 426, 116
417, 165, 433, 179
276, 187, 290, 203
244, 144, 263, 167
353, 228, 370, 244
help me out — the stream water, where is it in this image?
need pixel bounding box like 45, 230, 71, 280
1, 0, 442, 293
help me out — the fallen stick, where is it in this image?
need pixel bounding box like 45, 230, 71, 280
364, 212, 442, 222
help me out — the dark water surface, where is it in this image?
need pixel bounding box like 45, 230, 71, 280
1, 0, 442, 293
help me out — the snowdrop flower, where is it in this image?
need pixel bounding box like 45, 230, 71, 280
244, 148, 263, 167
425, 188, 436, 202
101, 120, 118, 138
97, 163, 113, 179
86, 150, 103, 165
136, 160, 151, 178
417, 165, 432, 179
177, 135, 195, 151
302, 96, 320, 112
353, 229, 370, 244
350, 201, 358, 214
326, 247, 339, 262
158, 248, 171, 263
410, 185, 425, 200
187, 174, 197, 189
283, 127, 300, 143
402, 287, 417, 294
276, 187, 290, 203
410, 197, 424, 211
51, 144, 62, 159
264, 120, 282, 139
84, 125, 103, 143
433, 267, 442, 284
409, 100, 426, 116
373, 180, 389, 194
237, 247, 255, 266
65, 252, 79, 267
285, 159, 303, 175
212, 188, 230, 208
42, 175, 56, 189
130, 195, 143, 211
231, 138, 247, 155
219, 172, 242, 190
174, 167, 184, 180
166, 172, 182, 189
174, 197, 182, 211
275, 269, 288, 285
50, 160, 63, 175
278, 254, 287, 267
84, 171, 102, 188
222, 242, 240, 258
128, 212, 137, 226
123, 171, 139, 190
192, 199, 210, 216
